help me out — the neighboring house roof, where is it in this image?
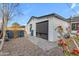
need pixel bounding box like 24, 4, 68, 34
27, 13, 66, 24
20, 26, 25, 28
6, 26, 25, 30
66, 15, 79, 22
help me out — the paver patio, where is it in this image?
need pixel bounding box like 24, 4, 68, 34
0, 36, 64, 56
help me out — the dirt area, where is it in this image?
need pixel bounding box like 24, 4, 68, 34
0, 36, 64, 56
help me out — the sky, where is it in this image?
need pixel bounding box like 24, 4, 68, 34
7, 3, 79, 26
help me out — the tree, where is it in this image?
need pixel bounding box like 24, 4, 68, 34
12, 22, 20, 39
0, 3, 22, 50
12, 22, 20, 26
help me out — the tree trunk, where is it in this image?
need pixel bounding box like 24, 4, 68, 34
0, 16, 7, 50
14, 30, 18, 39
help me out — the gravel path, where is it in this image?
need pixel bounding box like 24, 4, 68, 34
0, 36, 64, 56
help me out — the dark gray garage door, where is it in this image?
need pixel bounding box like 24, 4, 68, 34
36, 21, 48, 40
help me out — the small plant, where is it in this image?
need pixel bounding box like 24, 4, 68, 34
56, 25, 79, 56
63, 50, 71, 56
57, 39, 79, 56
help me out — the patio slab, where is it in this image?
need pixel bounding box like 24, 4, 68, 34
28, 36, 58, 51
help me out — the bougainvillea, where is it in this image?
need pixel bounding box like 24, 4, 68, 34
58, 39, 67, 47
56, 24, 79, 56
58, 39, 79, 56
71, 49, 79, 55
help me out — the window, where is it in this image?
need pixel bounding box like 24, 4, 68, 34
72, 23, 77, 30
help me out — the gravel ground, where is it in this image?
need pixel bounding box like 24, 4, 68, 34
0, 36, 64, 56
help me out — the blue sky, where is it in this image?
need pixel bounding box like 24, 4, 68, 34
7, 3, 79, 26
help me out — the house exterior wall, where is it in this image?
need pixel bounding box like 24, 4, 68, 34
26, 17, 48, 36
66, 20, 79, 34
26, 16, 70, 42
26, 18, 36, 36
66, 17, 79, 34
48, 17, 70, 41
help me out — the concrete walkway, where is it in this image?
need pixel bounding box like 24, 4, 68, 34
28, 36, 58, 51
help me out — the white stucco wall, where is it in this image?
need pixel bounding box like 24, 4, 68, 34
26, 17, 48, 36
48, 17, 70, 41
26, 15, 70, 42
26, 18, 36, 36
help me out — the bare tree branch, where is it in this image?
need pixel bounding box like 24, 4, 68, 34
0, 3, 23, 50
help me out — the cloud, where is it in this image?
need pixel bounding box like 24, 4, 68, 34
71, 3, 76, 9
71, 3, 79, 15
71, 3, 79, 9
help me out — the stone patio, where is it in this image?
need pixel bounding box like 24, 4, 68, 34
0, 36, 64, 56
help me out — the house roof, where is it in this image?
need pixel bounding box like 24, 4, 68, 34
66, 15, 79, 22
27, 13, 66, 24
27, 16, 36, 24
